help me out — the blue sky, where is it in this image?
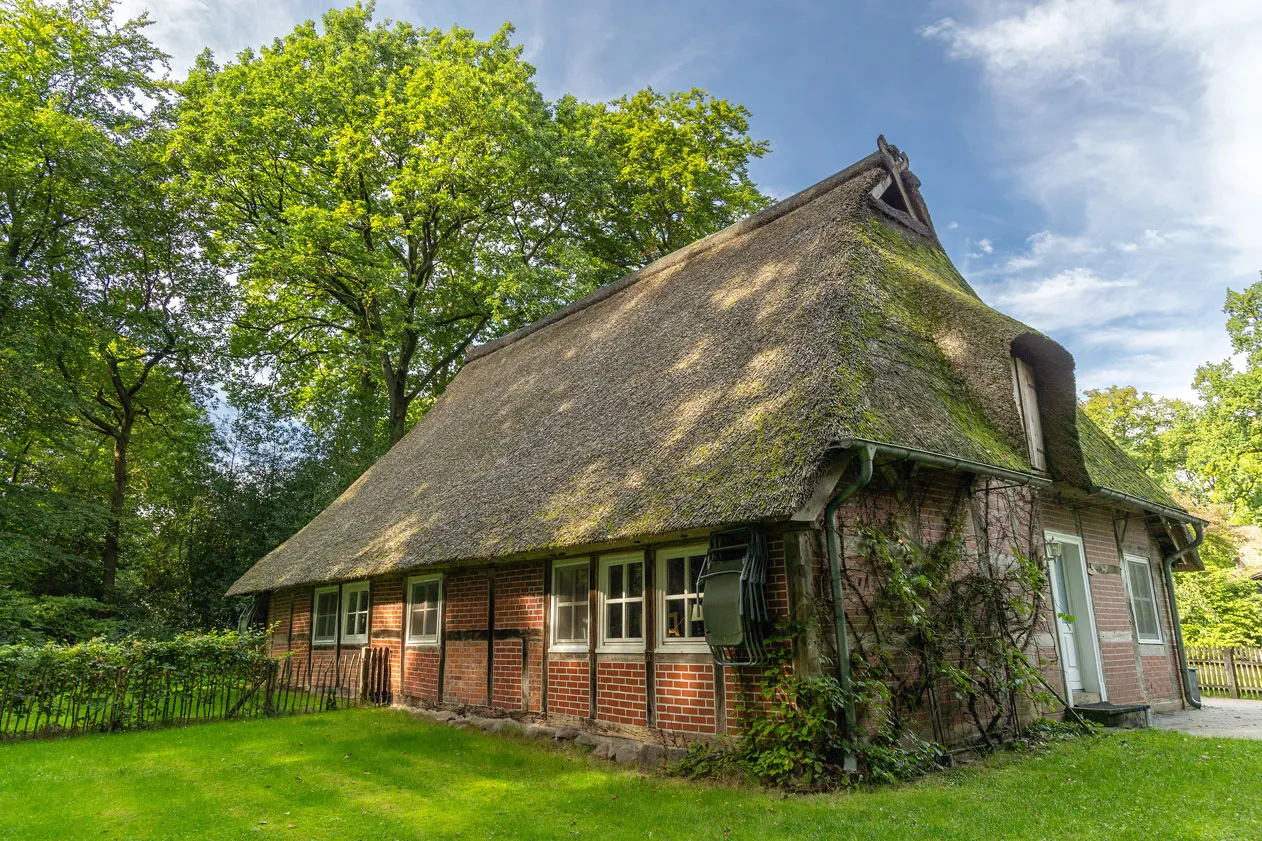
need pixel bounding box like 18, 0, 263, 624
125, 0, 1262, 399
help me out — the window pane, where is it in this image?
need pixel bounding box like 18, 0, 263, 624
607, 602, 623, 639
557, 604, 573, 642
665, 598, 685, 638
627, 601, 642, 639
629, 562, 643, 598
425, 607, 438, 638
558, 568, 572, 600
575, 567, 589, 600
689, 597, 704, 639
609, 564, 624, 600
667, 557, 685, 596
689, 555, 704, 593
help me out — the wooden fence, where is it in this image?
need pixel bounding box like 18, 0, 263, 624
0, 647, 394, 741
1186, 646, 1262, 701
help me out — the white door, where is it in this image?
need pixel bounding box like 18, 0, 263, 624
1051, 553, 1083, 691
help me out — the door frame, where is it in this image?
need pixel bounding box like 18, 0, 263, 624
1045, 529, 1108, 706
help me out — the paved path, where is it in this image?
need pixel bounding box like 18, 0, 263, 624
1152, 697, 1262, 739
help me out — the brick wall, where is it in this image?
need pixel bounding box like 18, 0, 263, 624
442, 569, 489, 705
596, 661, 647, 726
654, 663, 716, 733
370, 575, 404, 698
493, 565, 545, 712
547, 657, 590, 718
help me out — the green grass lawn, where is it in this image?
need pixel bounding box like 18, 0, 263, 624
0, 709, 1258, 840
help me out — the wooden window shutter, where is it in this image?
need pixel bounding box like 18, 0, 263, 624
1013, 357, 1047, 471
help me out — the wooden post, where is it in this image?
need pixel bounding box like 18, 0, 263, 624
644, 547, 656, 730
1226, 648, 1241, 699
541, 561, 551, 716
588, 554, 599, 722
486, 571, 496, 708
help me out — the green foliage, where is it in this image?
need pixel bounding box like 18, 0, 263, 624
736, 625, 850, 789
172, 4, 769, 451
1080, 386, 1193, 489
0, 629, 276, 737
1174, 530, 1262, 648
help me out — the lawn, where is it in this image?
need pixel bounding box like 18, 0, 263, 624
0, 709, 1258, 840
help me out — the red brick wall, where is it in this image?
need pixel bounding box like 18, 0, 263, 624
442, 569, 489, 705
596, 661, 647, 726
266, 589, 294, 654
654, 663, 716, 733
287, 586, 313, 665
547, 657, 590, 718
369, 575, 404, 698
493, 565, 545, 712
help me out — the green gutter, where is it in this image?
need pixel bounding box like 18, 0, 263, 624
823, 445, 874, 742
1093, 486, 1203, 526
832, 438, 1051, 488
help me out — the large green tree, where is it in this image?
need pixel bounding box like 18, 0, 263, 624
1080, 385, 1193, 490
173, 4, 769, 452
1185, 275, 1262, 522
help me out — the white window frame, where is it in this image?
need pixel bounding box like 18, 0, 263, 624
406, 574, 443, 646
1012, 356, 1047, 472
550, 560, 591, 653
312, 585, 340, 646
656, 544, 711, 653
340, 580, 370, 645
1123, 554, 1164, 644
598, 552, 646, 653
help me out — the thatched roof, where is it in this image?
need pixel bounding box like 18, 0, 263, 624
228, 142, 1189, 595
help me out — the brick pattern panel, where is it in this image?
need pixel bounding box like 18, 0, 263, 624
443, 640, 487, 704
288, 586, 313, 665
494, 564, 546, 712
547, 658, 590, 718
370, 575, 404, 698
596, 661, 647, 726
493, 638, 527, 710
403, 647, 441, 703
267, 589, 294, 655
445, 569, 489, 631
655, 663, 716, 734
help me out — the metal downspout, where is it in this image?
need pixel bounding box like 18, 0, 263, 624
824, 444, 876, 736
1162, 519, 1206, 709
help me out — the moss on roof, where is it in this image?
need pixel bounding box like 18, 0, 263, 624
1075, 406, 1182, 510
228, 149, 1187, 596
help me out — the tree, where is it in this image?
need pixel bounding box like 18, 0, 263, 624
55, 125, 223, 601
569, 87, 770, 273
0, 0, 164, 325
1080, 385, 1193, 489
173, 4, 770, 454
1164, 273, 1262, 521
1175, 527, 1262, 648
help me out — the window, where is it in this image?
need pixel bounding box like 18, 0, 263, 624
1124, 555, 1163, 643
551, 562, 590, 650
599, 553, 644, 650
312, 586, 339, 645
1012, 357, 1047, 471
407, 575, 442, 645
341, 581, 370, 645
658, 544, 708, 650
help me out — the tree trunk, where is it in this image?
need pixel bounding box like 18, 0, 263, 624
387, 375, 409, 446
101, 419, 132, 603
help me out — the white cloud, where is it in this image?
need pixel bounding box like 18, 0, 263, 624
925, 0, 1262, 398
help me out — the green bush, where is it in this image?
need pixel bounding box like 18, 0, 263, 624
0, 629, 277, 738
